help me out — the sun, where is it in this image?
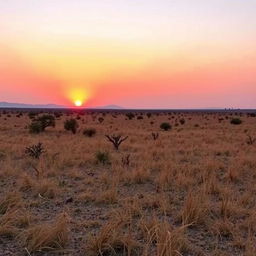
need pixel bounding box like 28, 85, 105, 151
74, 100, 82, 107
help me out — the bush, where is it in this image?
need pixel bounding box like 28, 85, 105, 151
28, 112, 37, 120
29, 122, 43, 134
28, 114, 55, 133
54, 112, 62, 118
36, 115, 55, 131
98, 117, 104, 123
160, 122, 172, 131
95, 151, 110, 165
126, 112, 135, 120
25, 143, 45, 159
83, 128, 96, 137
230, 118, 242, 125
64, 119, 79, 134
180, 118, 185, 125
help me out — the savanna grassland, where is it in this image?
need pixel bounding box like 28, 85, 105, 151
0, 109, 256, 256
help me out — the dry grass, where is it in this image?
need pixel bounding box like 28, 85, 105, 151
0, 110, 255, 255
86, 222, 140, 256
21, 213, 69, 253
141, 219, 188, 256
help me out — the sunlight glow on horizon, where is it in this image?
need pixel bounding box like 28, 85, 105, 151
74, 99, 82, 107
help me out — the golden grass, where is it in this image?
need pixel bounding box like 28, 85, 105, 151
86, 222, 140, 256
0, 110, 255, 254
21, 213, 69, 253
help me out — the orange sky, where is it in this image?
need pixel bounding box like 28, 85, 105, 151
0, 1, 256, 108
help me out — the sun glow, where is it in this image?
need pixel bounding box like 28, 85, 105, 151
74, 99, 82, 107
68, 87, 90, 107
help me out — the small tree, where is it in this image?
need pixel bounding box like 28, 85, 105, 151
160, 122, 171, 131
105, 135, 128, 150
36, 114, 55, 131
230, 118, 242, 125
64, 119, 79, 134
28, 114, 55, 134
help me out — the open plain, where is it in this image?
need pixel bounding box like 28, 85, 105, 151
0, 109, 256, 256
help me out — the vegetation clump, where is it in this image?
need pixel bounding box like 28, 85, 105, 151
95, 151, 110, 165
180, 118, 185, 125
230, 118, 242, 125
83, 128, 96, 137
105, 135, 128, 150
25, 143, 45, 159
126, 112, 135, 120
151, 132, 159, 140
64, 119, 79, 134
98, 117, 104, 123
29, 114, 55, 133
37, 115, 55, 131
160, 122, 172, 131
29, 122, 43, 134
146, 113, 152, 118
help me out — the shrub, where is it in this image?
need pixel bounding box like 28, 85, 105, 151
146, 113, 152, 118
179, 118, 185, 125
126, 112, 135, 120
25, 143, 45, 159
230, 118, 242, 125
28, 112, 37, 119
151, 132, 159, 140
95, 151, 110, 165
98, 117, 104, 123
246, 135, 256, 145
36, 115, 55, 131
29, 122, 43, 134
29, 114, 55, 133
54, 112, 62, 118
160, 122, 172, 131
137, 116, 143, 120
64, 119, 79, 134
248, 113, 256, 117
83, 128, 96, 137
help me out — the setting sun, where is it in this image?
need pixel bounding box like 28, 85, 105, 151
74, 100, 82, 107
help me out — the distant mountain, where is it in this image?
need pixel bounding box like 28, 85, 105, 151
0, 102, 66, 109
95, 104, 124, 109
0, 102, 124, 109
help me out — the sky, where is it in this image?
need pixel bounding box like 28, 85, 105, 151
0, 0, 256, 108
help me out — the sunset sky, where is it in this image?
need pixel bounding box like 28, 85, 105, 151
0, 0, 255, 108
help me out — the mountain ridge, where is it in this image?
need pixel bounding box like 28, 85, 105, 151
0, 101, 124, 109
